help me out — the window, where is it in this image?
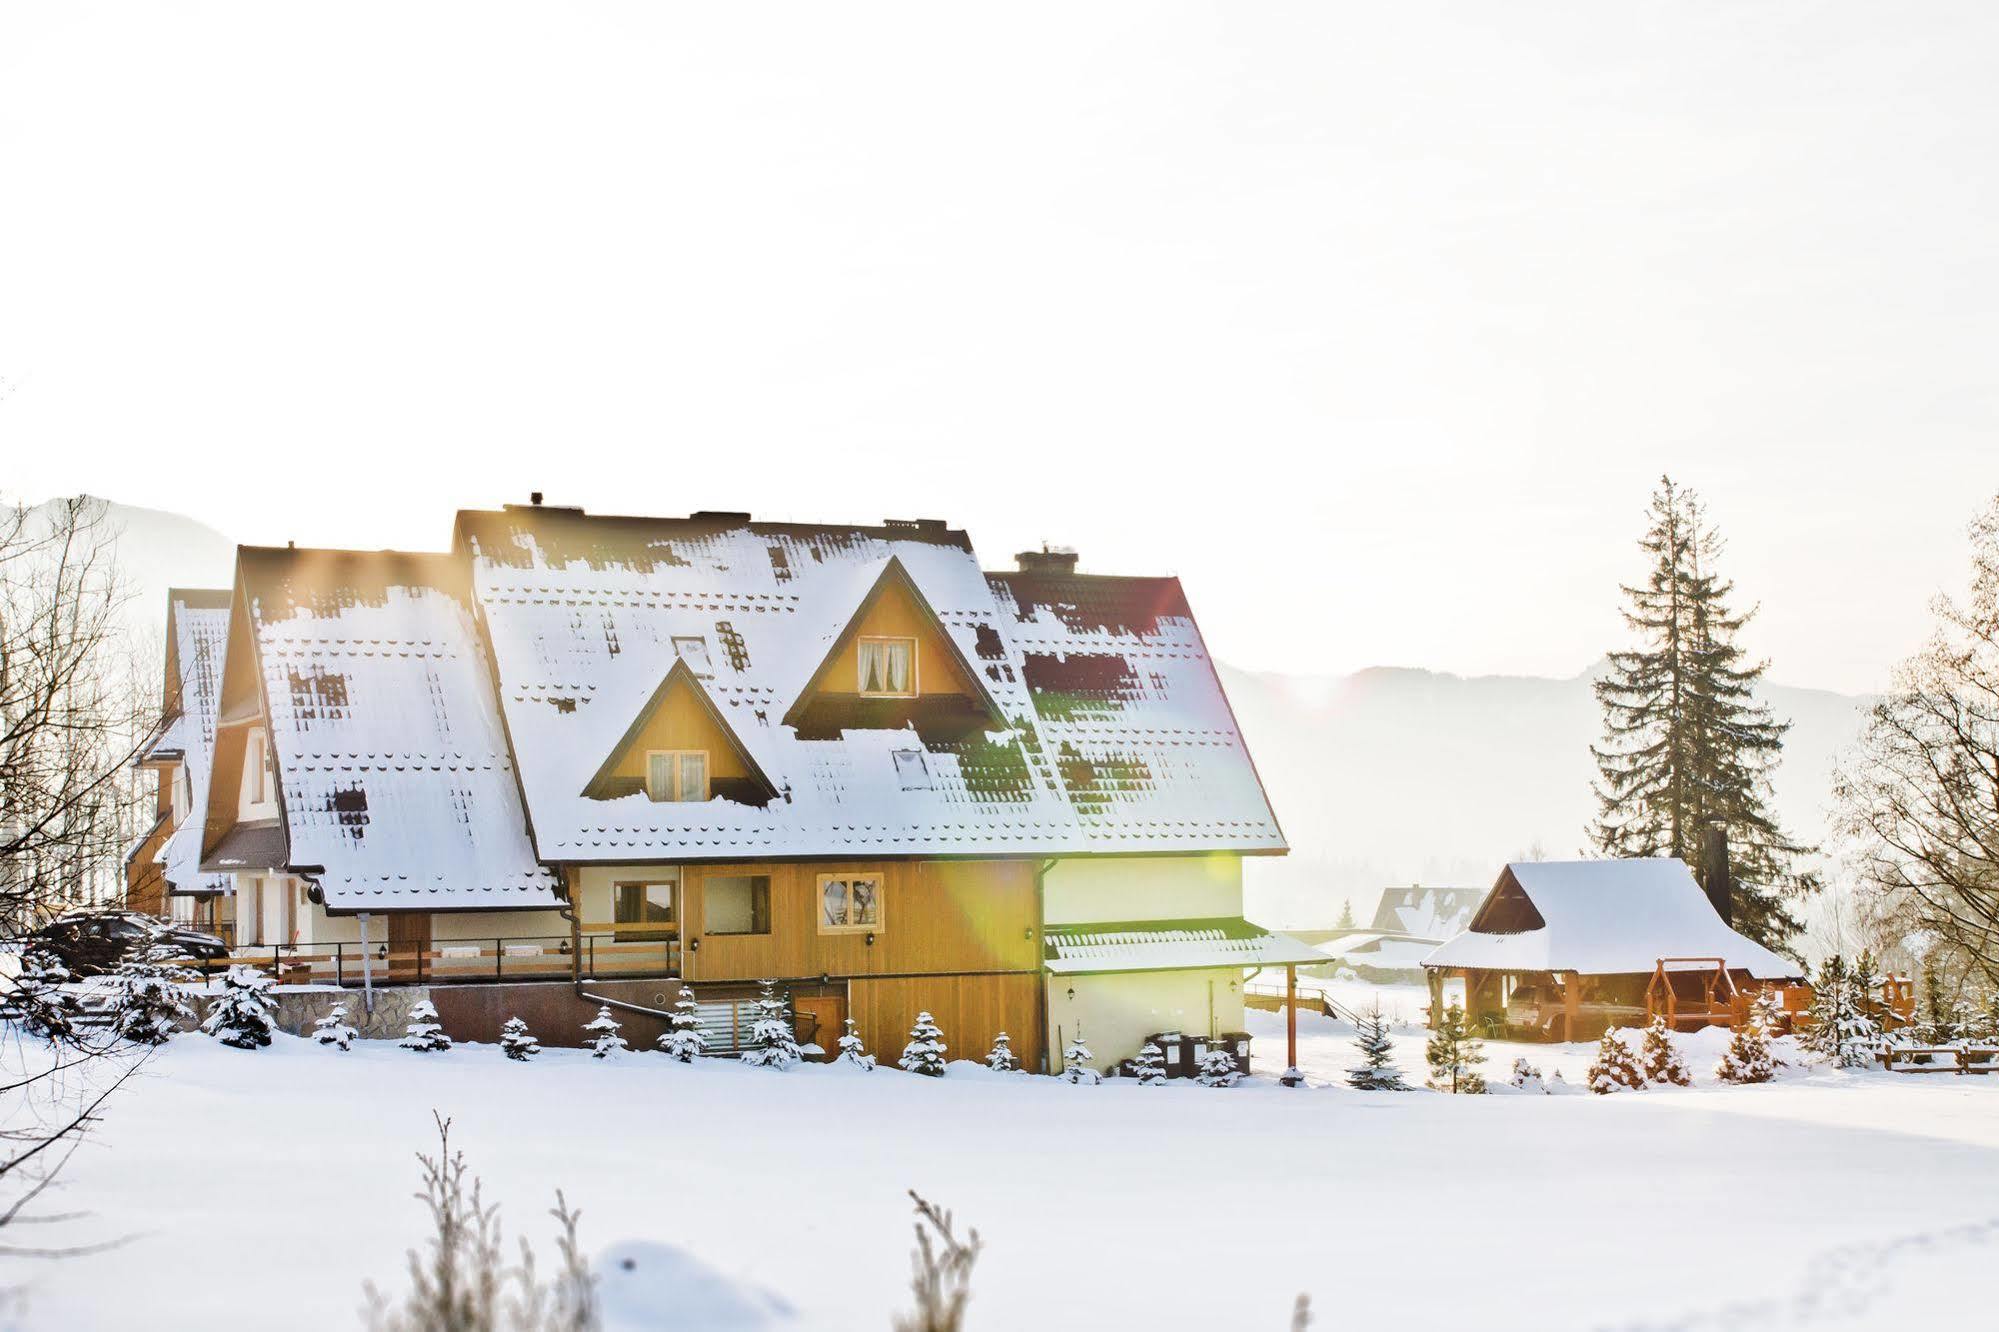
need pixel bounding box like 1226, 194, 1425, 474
672, 635, 713, 677
818, 873, 883, 934
171, 767, 191, 822
857, 636, 916, 697
613, 881, 676, 940
246, 727, 272, 804
646, 750, 709, 802
892, 749, 931, 790
705, 875, 771, 935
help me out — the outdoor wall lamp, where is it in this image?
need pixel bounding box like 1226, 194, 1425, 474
865, 931, 876, 946
1066, 987, 1075, 1002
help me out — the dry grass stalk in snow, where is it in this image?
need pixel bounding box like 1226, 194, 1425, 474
896, 1191, 980, 1332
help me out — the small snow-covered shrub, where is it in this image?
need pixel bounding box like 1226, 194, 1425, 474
899, 1011, 948, 1077
1750, 989, 1787, 1038
1509, 1057, 1545, 1092
1196, 1045, 1241, 1088
499, 1016, 538, 1062
1129, 1042, 1167, 1086
400, 999, 451, 1053
202, 965, 277, 1049
1349, 999, 1409, 1091
1424, 1003, 1486, 1094
1547, 1069, 1575, 1094
983, 1031, 1017, 1074
740, 980, 799, 1070
12, 948, 84, 1043
1715, 1021, 1775, 1084
836, 1017, 875, 1071
1061, 1028, 1099, 1085
1805, 954, 1882, 1068
313, 1004, 357, 1052
112, 945, 195, 1046
1640, 1018, 1692, 1086
583, 1006, 629, 1059
1587, 1028, 1646, 1094
659, 985, 705, 1063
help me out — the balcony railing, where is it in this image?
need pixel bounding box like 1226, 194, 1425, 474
172, 930, 678, 988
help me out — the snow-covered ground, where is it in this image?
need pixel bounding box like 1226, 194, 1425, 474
5, 1000, 1996, 1330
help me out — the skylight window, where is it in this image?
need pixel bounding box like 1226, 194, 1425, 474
672, 636, 713, 677
892, 749, 931, 790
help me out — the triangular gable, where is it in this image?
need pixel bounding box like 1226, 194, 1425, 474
583, 658, 779, 804
780, 557, 1006, 733
1465, 866, 1546, 935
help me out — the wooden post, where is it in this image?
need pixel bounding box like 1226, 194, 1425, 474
1563, 970, 1581, 1042
1286, 964, 1298, 1072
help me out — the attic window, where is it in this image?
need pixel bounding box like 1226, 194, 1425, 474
646, 750, 709, 802
672, 636, 713, 677
892, 749, 931, 790
858, 637, 915, 697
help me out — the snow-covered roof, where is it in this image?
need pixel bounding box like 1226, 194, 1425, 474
157, 589, 234, 897
1044, 918, 1330, 975
456, 508, 1286, 862
1370, 885, 1483, 941
235, 548, 561, 912
1422, 858, 1804, 980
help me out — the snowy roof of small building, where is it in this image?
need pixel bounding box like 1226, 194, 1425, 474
157, 589, 234, 897
1043, 917, 1331, 975
1422, 858, 1804, 980
455, 508, 1286, 862
232, 548, 561, 912
1370, 885, 1483, 941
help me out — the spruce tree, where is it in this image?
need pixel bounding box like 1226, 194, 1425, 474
400, 998, 451, 1052
835, 1017, 876, 1070
1589, 476, 1817, 949
499, 1015, 539, 1061
1806, 954, 1880, 1068
1918, 967, 1955, 1044
740, 980, 799, 1069
112, 944, 196, 1046
1424, 1003, 1486, 1093
1347, 999, 1408, 1091
898, 1011, 948, 1077
1129, 1041, 1167, 1086
1715, 1021, 1776, 1084
1508, 1057, 1545, 1092
1061, 1028, 1100, 1085
1336, 899, 1356, 930
583, 1006, 629, 1058
13, 947, 83, 1043
1197, 1044, 1242, 1088
659, 985, 706, 1062
312, 1004, 356, 1051
203, 965, 278, 1049
1587, 1028, 1647, 1094
983, 1031, 1018, 1073
1639, 1018, 1692, 1086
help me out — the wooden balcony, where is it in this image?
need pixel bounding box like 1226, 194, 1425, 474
176, 929, 678, 988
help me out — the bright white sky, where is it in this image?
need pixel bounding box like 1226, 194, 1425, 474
3, 3, 1994, 695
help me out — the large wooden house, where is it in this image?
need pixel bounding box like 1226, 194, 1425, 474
133, 503, 1323, 1069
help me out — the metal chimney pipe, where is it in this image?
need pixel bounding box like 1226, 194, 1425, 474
1701, 821, 1733, 927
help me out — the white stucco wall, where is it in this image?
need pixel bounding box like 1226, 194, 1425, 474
1047, 968, 1247, 1072
1041, 855, 1243, 926
297, 906, 570, 946
567, 864, 678, 929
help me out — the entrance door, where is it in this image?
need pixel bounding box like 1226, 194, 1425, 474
388, 912, 432, 982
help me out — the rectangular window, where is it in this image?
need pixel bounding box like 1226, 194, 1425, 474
705, 875, 771, 936
891, 749, 930, 790
857, 637, 916, 697
645, 750, 709, 802
614, 881, 676, 925
818, 873, 883, 934
672, 635, 713, 677
246, 727, 270, 804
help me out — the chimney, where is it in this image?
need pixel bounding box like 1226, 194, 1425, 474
530, 492, 543, 507
1701, 821, 1733, 927
1015, 544, 1079, 575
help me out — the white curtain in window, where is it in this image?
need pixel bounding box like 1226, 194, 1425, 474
859, 640, 911, 693
648, 753, 674, 800
678, 752, 707, 800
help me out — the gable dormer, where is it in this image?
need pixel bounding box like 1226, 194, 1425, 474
782, 557, 1006, 741
583, 658, 778, 806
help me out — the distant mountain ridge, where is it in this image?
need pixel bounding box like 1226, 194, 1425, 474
1221, 661, 1872, 929
45, 496, 1869, 933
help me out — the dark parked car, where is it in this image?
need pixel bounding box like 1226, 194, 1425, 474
25, 910, 228, 977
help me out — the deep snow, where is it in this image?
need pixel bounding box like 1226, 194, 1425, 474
4, 998, 1995, 1330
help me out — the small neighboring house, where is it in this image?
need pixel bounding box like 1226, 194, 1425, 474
1422, 857, 1805, 1041
174, 503, 1322, 1065
127, 589, 233, 930
1291, 884, 1485, 981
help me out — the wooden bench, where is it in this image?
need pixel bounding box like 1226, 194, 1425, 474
1881, 1046, 1963, 1073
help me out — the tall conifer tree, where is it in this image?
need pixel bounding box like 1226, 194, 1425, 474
1589, 476, 1816, 948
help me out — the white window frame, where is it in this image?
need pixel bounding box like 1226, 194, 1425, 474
671, 635, 713, 677
892, 749, 931, 790
856, 636, 917, 698
645, 749, 709, 802
817, 872, 884, 935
